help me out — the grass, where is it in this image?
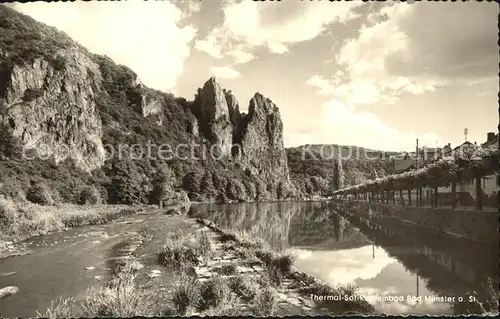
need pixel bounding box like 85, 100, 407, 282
34, 260, 154, 318
252, 286, 278, 316
0, 195, 137, 243
81, 263, 155, 317
473, 277, 500, 316
217, 264, 237, 276
228, 275, 259, 302
171, 276, 202, 315
35, 297, 75, 319
298, 282, 374, 314
158, 230, 214, 268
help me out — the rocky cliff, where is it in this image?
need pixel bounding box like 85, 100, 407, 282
192, 78, 290, 190
0, 17, 107, 172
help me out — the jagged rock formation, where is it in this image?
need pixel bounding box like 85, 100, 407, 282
1, 48, 106, 172
192, 78, 291, 188
238, 93, 290, 184
192, 77, 233, 157
134, 90, 163, 118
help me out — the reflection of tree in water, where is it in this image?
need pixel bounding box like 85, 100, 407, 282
188, 202, 301, 250
336, 209, 497, 315
189, 201, 373, 251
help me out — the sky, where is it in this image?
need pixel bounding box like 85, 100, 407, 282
11, 0, 499, 152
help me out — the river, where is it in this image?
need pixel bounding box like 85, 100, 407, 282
0, 201, 497, 317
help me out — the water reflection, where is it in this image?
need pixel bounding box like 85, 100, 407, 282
189, 201, 497, 315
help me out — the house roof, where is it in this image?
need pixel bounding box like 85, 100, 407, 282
421, 147, 440, 152
453, 141, 473, 151
482, 133, 499, 150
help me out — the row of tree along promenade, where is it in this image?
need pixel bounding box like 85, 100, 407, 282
332, 145, 498, 212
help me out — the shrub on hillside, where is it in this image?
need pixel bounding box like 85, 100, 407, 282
226, 178, 247, 202
0, 177, 26, 201
26, 181, 53, 205
242, 179, 257, 201
106, 158, 147, 205
78, 185, 102, 205
255, 179, 270, 201
182, 171, 203, 200
150, 167, 176, 206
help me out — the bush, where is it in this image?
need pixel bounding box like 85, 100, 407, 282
171, 276, 201, 315
81, 270, 154, 317
198, 276, 232, 311
195, 230, 213, 259
158, 237, 199, 268
252, 286, 277, 316
78, 185, 102, 205
228, 275, 259, 302
26, 182, 53, 205
35, 297, 74, 319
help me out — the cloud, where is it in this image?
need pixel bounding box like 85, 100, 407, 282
305, 75, 336, 95
226, 49, 255, 64
267, 42, 289, 54
310, 2, 498, 106
290, 245, 395, 286
285, 97, 442, 151
195, 0, 364, 64
210, 66, 241, 79
14, 1, 197, 92
195, 35, 223, 58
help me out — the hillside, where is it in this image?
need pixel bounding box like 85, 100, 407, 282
0, 5, 294, 206
286, 145, 396, 198
0, 5, 392, 206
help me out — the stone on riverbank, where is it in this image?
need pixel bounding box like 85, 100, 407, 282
0, 286, 19, 299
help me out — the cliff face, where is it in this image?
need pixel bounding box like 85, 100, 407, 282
1, 48, 106, 172
239, 93, 290, 184
192, 77, 233, 157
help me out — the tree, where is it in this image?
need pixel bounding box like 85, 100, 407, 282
150, 166, 176, 206
26, 181, 54, 206
200, 171, 217, 201
242, 179, 257, 201
182, 171, 202, 200
78, 185, 102, 205
334, 157, 345, 190
107, 158, 145, 205
226, 178, 247, 202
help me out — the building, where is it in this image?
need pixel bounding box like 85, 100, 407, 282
481, 132, 499, 151
420, 146, 441, 163
437, 133, 498, 208
443, 141, 473, 157
440, 143, 452, 157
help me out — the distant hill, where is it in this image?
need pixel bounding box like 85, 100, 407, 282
286, 144, 396, 197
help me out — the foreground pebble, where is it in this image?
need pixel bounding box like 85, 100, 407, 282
148, 269, 161, 278
0, 286, 19, 299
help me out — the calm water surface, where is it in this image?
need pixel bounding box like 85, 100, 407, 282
189, 201, 498, 315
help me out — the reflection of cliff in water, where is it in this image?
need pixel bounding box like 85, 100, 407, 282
189, 201, 370, 251
334, 204, 498, 315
